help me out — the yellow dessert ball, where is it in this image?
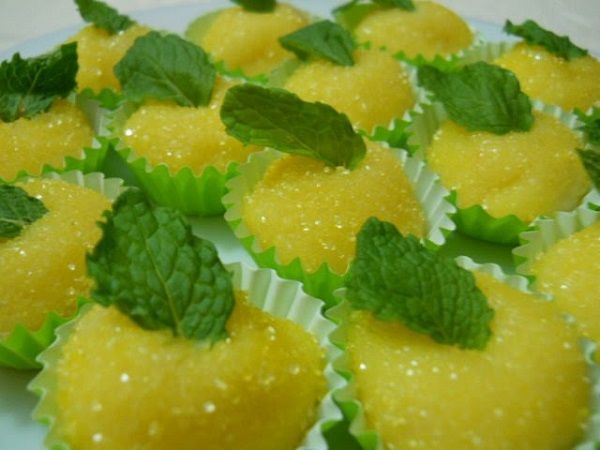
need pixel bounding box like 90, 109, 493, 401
122, 79, 258, 174
531, 220, 600, 343
495, 43, 600, 110
242, 143, 426, 274
69, 24, 151, 92
0, 100, 93, 182
53, 296, 325, 450
346, 272, 590, 449
354, 1, 473, 59
284, 48, 415, 131
0, 179, 111, 335
426, 111, 590, 222
197, 4, 309, 76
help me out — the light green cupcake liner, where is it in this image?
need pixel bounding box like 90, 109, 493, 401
513, 189, 600, 276
29, 261, 345, 450
330, 256, 600, 449
406, 95, 594, 245
0, 171, 124, 370
223, 146, 456, 308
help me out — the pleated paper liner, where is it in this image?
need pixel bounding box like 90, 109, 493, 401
513, 189, 600, 276
30, 262, 345, 450
223, 146, 456, 308
0, 171, 124, 370
406, 97, 595, 246
329, 256, 600, 450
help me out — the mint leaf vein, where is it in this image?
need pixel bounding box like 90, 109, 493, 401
221, 84, 366, 169
0, 185, 48, 238
87, 189, 235, 343
345, 217, 494, 350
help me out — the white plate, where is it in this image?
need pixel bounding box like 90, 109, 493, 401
0, 2, 511, 449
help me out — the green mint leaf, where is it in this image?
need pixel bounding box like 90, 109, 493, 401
345, 217, 494, 350
0, 43, 78, 123
395, 51, 460, 71
220, 84, 366, 169
279, 20, 356, 66
577, 148, 600, 190
373, 0, 414, 10
0, 185, 48, 239
115, 31, 216, 107
576, 108, 600, 146
504, 19, 587, 61
75, 0, 134, 34
418, 61, 534, 135
231, 0, 276, 12
371, 119, 417, 153
87, 189, 235, 343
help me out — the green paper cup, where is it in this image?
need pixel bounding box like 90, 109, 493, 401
406, 98, 594, 246
30, 262, 345, 450
223, 146, 456, 308
99, 98, 251, 217
0, 171, 124, 370
330, 256, 600, 449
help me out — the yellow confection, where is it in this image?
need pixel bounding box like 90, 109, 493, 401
242, 143, 426, 274
198, 4, 309, 76
495, 43, 600, 110
354, 1, 473, 59
346, 272, 589, 449
0, 179, 111, 335
0, 100, 93, 181
284, 48, 415, 132
531, 220, 600, 343
122, 79, 257, 173
69, 24, 151, 92
54, 296, 325, 450
427, 111, 590, 222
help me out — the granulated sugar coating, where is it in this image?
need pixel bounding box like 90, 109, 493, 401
54, 296, 325, 450
284, 48, 415, 131
532, 221, 600, 344
427, 111, 590, 222
346, 272, 590, 450
0, 100, 93, 181
0, 179, 110, 335
242, 143, 426, 274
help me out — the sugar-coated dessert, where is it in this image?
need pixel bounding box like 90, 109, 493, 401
284, 48, 415, 131
351, 1, 473, 58
0, 178, 111, 335
242, 143, 425, 275
426, 111, 590, 223
495, 44, 600, 111
187, 3, 309, 76
530, 220, 600, 343
346, 272, 589, 449
52, 294, 325, 450
122, 78, 256, 174
0, 100, 93, 181
69, 24, 151, 92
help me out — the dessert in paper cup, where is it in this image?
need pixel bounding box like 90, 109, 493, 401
333, 0, 477, 62
102, 31, 261, 216
0, 42, 112, 183
29, 188, 343, 450
330, 217, 600, 449
407, 60, 593, 246
185, 1, 311, 78
221, 84, 455, 307
513, 192, 600, 345
0, 171, 123, 369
